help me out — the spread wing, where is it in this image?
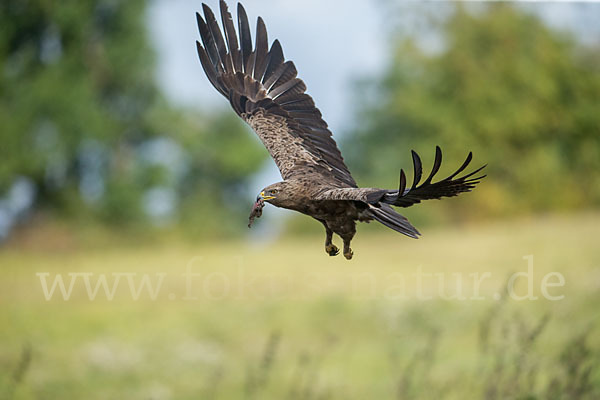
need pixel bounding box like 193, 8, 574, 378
195, 1, 357, 188
316, 147, 485, 207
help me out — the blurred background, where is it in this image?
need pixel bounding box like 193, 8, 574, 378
1, 1, 599, 398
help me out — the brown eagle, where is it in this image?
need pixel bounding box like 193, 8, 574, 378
195, 1, 485, 259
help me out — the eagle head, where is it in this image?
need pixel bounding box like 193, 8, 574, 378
258, 182, 290, 207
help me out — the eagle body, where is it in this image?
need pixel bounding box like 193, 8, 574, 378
196, 1, 485, 259
266, 181, 366, 258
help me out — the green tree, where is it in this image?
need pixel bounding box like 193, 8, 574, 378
347, 3, 600, 221
0, 0, 266, 236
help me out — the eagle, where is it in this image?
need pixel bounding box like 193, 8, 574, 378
195, 1, 485, 259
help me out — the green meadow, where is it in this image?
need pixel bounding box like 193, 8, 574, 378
2, 212, 599, 399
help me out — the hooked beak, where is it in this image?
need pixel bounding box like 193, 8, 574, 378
260, 191, 275, 201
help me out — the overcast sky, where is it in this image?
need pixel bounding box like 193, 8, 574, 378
147, 0, 600, 134
147, 0, 389, 134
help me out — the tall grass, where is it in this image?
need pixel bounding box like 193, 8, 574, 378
1, 212, 599, 399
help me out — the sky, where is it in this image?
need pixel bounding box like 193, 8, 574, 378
147, 0, 388, 134
147, 0, 600, 134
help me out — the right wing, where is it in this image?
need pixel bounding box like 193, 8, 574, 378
195, 1, 357, 188
316, 147, 485, 208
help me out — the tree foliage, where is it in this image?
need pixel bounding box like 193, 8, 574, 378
0, 0, 266, 237
346, 3, 600, 220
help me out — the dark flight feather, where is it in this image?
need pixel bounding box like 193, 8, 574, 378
262, 40, 284, 85
253, 17, 269, 81
270, 78, 304, 99
220, 0, 241, 72
202, 4, 231, 73
411, 150, 422, 189
196, 13, 220, 71
423, 146, 443, 185
399, 169, 407, 197
237, 3, 253, 73
445, 151, 472, 180
196, 41, 226, 96
264, 61, 297, 91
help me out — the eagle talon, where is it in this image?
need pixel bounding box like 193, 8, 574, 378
344, 249, 353, 260
325, 244, 339, 256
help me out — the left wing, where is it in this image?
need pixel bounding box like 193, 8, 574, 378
195, 1, 357, 188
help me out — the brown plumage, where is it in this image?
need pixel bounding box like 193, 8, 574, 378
196, 1, 485, 259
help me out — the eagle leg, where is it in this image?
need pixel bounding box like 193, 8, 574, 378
319, 220, 339, 256
343, 239, 353, 260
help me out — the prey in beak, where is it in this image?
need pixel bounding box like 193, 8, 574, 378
248, 195, 265, 228
248, 189, 279, 228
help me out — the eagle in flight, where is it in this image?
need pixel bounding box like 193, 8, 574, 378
195, 1, 485, 259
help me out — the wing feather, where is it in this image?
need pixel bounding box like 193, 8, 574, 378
196, 41, 226, 96
264, 61, 297, 91
270, 78, 305, 99
220, 0, 242, 72
410, 150, 422, 189
195, 1, 356, 187
196, 13, 221, 71
237, 3, 253, 74
202, 3, 232, 74
262, 40, 284, 85
253, 17, 269, 81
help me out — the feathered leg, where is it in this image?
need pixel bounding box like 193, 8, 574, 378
342, 237, 353, 260
340, 224, 356, 260
318, 220, 339, 256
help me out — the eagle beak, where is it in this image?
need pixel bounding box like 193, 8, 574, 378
260, 191, 275, 201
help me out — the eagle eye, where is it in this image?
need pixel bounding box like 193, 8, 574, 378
271, 189, 278, 195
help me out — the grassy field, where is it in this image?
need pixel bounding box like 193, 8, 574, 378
1, 212, 600, 399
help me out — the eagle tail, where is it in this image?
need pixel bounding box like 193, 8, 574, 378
368, 204, 420, 239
